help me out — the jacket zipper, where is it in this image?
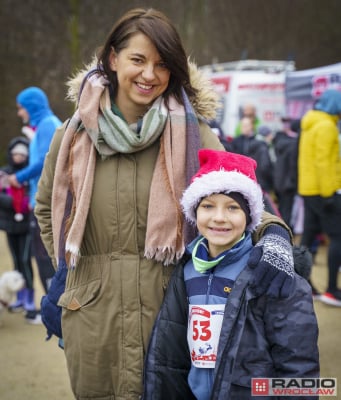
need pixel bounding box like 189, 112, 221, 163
206, 271, 214, 303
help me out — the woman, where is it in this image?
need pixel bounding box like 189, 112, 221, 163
35, 8, 294, 400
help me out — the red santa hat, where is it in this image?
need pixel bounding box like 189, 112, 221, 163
181, 149, 264, 231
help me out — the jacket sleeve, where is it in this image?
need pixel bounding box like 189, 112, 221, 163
143, 261, 195, 400
34, 121, 67, 269
316, 119, 339, 197
16, 119, 57, 183
264, 275, 320, 378
199, 121, 225, 150
0, 192, 13, 210
255, 141, 274, 191
252, 210, 293, 245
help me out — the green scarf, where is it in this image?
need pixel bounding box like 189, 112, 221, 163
192, 234, 245, 273
89, 94, 167, 158
52, 71, 200, 267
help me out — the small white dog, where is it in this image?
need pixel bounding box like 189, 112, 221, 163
0, 270, 25, 325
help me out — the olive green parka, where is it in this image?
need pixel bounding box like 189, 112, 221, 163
35, 62, 286, 400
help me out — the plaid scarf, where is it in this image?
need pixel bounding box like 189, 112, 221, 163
52, 71, 200, 267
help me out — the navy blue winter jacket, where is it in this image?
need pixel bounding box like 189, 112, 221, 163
143, 239, 319, 400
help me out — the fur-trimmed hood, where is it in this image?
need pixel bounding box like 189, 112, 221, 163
66, 57, 220, 121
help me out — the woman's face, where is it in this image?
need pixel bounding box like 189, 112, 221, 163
109, 32, 170, 121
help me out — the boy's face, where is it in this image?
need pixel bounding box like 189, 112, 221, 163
196, 193, 247, 258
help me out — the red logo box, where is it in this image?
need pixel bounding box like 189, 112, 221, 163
252, 378, 269, 396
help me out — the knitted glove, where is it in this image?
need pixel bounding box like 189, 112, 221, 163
40, 261, 67, 340
248, 225, 295, 298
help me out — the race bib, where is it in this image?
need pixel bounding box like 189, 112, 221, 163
187, 304, 225, 368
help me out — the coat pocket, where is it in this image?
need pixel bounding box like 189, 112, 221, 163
58, 278, 101, 311
58, 258, 102, 311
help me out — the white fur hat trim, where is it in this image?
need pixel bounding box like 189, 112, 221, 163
181, 170, 264, 231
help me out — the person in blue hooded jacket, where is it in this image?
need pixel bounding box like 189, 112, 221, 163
298, 89, 341, 306
8, 87, 62, 321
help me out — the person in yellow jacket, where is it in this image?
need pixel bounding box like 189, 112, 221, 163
298, 89, 341, 306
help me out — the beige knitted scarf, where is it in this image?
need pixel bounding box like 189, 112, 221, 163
52, 71, 199, 267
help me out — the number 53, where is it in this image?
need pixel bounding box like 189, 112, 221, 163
192, 319, 212, 341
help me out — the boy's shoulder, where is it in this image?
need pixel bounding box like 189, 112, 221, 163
252, 273, 313, 310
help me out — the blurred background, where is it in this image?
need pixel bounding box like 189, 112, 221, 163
1, 0, 341, 161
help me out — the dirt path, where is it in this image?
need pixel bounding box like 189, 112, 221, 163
0, 232, 73, 400
0, 231, 340, 399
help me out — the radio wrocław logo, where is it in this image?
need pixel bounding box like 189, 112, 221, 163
251, 378, 337, 397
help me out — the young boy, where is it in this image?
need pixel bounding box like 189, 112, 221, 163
143, 149, 319, 400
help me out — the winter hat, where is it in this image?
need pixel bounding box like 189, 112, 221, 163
227, 192, 252, 226
314, 89, 341, 115
258, 125, 272, 137
10, 143, 28, 157
181, 149, 264, 231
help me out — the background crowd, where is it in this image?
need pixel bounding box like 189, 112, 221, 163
217, 91, 341, 307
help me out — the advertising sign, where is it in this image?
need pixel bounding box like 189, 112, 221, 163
285, 62, 341, 119
201, 60, 293, 138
